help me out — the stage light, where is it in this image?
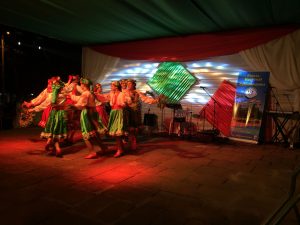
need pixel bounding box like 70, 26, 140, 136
17, 41, 21, 45
6, 31, 10, 35
126, 69, 134, 74
198, 69, 210, 73
195, 89, 206, 93
185, 98, 196, 103
195, 75, 204, 79
144, 64, 152, 68
191, 63, 200, 68
141, 68, 149, 74
38, 46, 42, 50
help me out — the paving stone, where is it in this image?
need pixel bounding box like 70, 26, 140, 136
46, 187, 95, 207
97, 199, 134, 224
71, 194, 116, 219
1, 127, 300, 225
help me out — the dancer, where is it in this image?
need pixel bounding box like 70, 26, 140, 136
120, 79, 128, 93
64, 75, 83, 96
126, 79, 159, 151
33, 77, 67, 157
70, 78, 107, 159
63, 74, 82, 144
120, 79, 130, 144
23, 77, 54, 128
93, 83, 109, 127
96, 81, 131, 158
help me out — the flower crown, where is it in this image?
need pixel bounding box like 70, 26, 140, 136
80, 78, 91, 85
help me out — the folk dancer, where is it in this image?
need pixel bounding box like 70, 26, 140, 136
93, 83, 109, 127
70, 78, 107, 159
23, 77, 54, 128
96, 81, 131, 158
125, 79, 159, 151
30, 77, 68, 157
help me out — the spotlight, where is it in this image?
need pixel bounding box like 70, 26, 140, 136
6, 31, 10, 35
17, 41, 21, 45
38, 46, 42, 50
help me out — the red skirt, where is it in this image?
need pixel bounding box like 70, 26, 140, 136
38, 105, 52, 128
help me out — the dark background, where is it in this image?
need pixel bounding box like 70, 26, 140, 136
0, 25, 82, 129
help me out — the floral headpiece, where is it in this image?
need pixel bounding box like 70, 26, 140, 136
127, 79, 136, 89
127, 79, 136, 84
120, 79, 128, 84
95, 83, 102, 88
111, 81, 121, 90
80, 78, 91, 85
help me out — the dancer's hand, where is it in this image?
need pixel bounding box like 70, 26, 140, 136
23, 101, 32, 108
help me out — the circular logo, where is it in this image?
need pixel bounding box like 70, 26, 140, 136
245, 87, 257, 98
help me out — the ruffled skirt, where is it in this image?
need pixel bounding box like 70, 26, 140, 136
107, 109, 127, 136
80, 108, 107, 140
41, 109, 67, 140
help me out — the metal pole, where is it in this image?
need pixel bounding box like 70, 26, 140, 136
1, 33, 4, 93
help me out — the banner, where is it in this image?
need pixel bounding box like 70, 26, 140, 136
231, 71, 270, 142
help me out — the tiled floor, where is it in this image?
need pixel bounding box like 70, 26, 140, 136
0, 127, 300, 225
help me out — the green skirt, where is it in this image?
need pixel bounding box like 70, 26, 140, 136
80, 108, 107, 140
107, 109, 127, 136
41, 109, 67, 140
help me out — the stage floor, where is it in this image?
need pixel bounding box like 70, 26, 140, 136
0, 127, 300, 225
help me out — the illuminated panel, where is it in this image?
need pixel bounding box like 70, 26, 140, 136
147, 62, 197, 103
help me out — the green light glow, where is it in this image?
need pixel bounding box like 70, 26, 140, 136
147, 62, 197, 103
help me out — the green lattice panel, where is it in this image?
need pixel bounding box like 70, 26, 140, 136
147, 62, 197, 103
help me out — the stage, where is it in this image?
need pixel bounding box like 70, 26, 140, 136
0, 127, 300, 225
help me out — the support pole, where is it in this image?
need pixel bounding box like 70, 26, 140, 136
1, 33, 4, 93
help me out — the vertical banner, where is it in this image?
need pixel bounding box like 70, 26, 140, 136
231, 71, 270, 142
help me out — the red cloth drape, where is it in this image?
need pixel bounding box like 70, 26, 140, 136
92, 26, 298, 61
200, 80, 236, 137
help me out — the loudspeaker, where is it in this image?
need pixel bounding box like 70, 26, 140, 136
144, 113, 157, 126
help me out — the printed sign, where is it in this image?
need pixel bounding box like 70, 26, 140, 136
231, 71, 270, 142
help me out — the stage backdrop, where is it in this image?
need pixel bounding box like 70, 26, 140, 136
231, 71, 270, 142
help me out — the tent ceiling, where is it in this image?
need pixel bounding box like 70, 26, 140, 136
0, 0, 300, 45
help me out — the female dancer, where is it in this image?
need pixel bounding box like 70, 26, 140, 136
36, 77, 67, 157
70, 78, 107, 159
63, 74, 82, 144
96, 81, 131, 157
93, 83, 109, 127
126, 79, 159, 151
23, 77, 54, 128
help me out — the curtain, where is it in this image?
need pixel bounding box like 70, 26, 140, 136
240, 29, 300, 90
240, 29, 300, 110
81, 47, 120, 84
91, 26, 298, 62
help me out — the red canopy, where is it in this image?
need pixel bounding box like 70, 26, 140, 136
92, 26, 298, 61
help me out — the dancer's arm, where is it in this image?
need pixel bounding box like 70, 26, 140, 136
136, 90, 158, 104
